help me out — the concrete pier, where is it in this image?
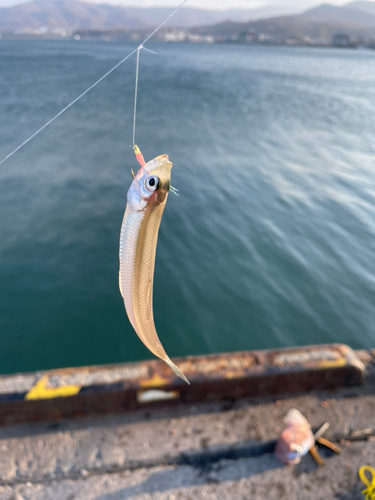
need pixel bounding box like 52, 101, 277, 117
0, 344, 373, 499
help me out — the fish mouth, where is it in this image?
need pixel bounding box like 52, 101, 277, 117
145, 155, 173, 179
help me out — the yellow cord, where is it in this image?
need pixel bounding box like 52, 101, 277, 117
359, 466, 375, 500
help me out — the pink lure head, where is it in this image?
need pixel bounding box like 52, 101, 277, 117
133, 145, 146, 168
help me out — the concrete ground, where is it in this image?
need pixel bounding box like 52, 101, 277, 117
0, 365, 374, 500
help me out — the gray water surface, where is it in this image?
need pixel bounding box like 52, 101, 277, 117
0, 41, 374, 375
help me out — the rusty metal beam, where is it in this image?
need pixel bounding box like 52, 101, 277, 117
0, 344, 369, 425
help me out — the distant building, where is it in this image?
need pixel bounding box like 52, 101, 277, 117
163, 30, 186, 42
332, 34, 350, 47
239, 30, 258, 44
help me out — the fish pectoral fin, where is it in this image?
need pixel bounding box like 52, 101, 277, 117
119, 271, 124, 298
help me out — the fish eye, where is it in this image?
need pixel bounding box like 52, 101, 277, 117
145, 175, 159, 192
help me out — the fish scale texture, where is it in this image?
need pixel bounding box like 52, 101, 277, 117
120, 204, 168, 359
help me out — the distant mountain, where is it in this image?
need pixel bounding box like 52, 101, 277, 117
3, 0, 375, 42
0, 0, 147, 31
192, 1, 375, 43
299, 3, 375, 26
104, 5, 302, 28
0, 0, 302, 32
344, 0, 375, 15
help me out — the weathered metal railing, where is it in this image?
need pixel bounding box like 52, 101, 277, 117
0, 344, 372, 425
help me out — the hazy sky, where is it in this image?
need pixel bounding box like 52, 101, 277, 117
85, 0, 349, 6
0, 0, 355, 7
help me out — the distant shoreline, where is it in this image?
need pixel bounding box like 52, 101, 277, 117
0, 36, 372, 51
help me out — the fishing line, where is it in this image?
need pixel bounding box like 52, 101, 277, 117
0, 0, 189, 166
132, 47, 141, 147
131, 50, 179, 197
132, 45, 158, 147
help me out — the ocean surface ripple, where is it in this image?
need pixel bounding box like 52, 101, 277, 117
0, 41, 374, 374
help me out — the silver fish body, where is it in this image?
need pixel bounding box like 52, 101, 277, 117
119, 154, 189, 384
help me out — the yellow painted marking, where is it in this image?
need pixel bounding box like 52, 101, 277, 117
318, 358, 346, 369
140, 373, 169, 388
25, 375, 81, 401
226, 371, 244, 380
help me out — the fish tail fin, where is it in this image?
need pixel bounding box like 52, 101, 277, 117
164, 358, 190, 385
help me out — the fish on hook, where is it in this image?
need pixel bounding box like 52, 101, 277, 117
119, 150, 189, 384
